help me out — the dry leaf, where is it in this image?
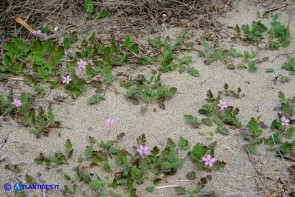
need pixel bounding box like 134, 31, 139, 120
15, 17, 34, 32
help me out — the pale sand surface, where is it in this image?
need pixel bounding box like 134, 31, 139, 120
1, 1, 294, 196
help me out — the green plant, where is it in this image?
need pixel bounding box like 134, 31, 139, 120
197, 42, 242, 65
197, 42, 261, 73
240, 116, 266, 154
143, 31, 197, 76
63, 174, 77, 195
240, 50, 259, 73
282, 57, 295, 72
184, 115, 201, 128
281, 76, 291, 83
34, 139, 73, 167
34, 133, 220, 197
276, 91, 295, 118
200, 90, 241, 131
0, 91, 59, 136
175, 175, 213, 196
62, 32, 78, 48
83, 0, 108, 20
83, 135, 186, 196
266, 92, 295, 156
236, 21, 267, 42
266, 68, 275, 73
268, 14, 291, 50
188, 141, 226, 171
120, 74, 177, 110
218, 83, 243, 99
1, 38, 64, 87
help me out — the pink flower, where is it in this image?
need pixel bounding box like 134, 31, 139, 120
62, 75, 72, 84
218, 100, 228, 110
105, 119, 116, 126
281, 116, 290, 126
77, 60, 87, 69
202, 154, 216, 167
137, 145, 150, 156
32, 30, 42, 35
12, 98, 22, 107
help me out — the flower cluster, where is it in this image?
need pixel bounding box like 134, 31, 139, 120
137, 145, 150, 156
202, 154, 216, 167
105, 119, 116, 126
32, 30, 42, 35
12, 98, 22, 107
62, 75, 72, 84
218, 100, 228, 110
77, 60, 87, 69
281, 116, 290, 126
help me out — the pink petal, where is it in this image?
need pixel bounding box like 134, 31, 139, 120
207, 155, 211, 159
208, 162, 213, 167
210, 158, 216, 163
137, 149, 143, 155
143, 146, 149, 151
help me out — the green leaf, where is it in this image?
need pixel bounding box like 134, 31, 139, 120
178, 136, 190, 150
201, 118, 213, 126
282, 57, 295, 72
235, 24, 240, 33
129, 44, 138, 54
212, 161, 226, 171
47, 106, 55, 124
175, 187, 190, 195
62, 37, 71, 48
280, 76, 290, 83
188, 143, 207, 161
124, 35, 132, 48
89, 180, 103, 190
84, 0, 94, 15
184, 115, 200, 128
85, 145, 93, 159
77, 170, 91, 183
148, 39, 161, 48
216, 127, 229, 135
64, 139, 73, 159
34, 158, 43, 165
247, 117, 263, 137
88, 94, 104, 105
171, 31, 186, 50
64, 174, 71, 181
285, 127, 295, 139
94, 10, 108, 20
243, 144, 257, 154
187, 67, 199, 77
279, 143, 292, 154
266, 68, 274, 73
202, 42, 210, 54
186, 171, 196, 180
248, 61, 257, 73
184, 115, 198, 123
194, 176, 211, 193
178, 56, 192, 64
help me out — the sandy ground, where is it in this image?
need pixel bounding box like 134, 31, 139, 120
1, 1, 295, 197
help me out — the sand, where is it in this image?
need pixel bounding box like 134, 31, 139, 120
1, 0, 294, 196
